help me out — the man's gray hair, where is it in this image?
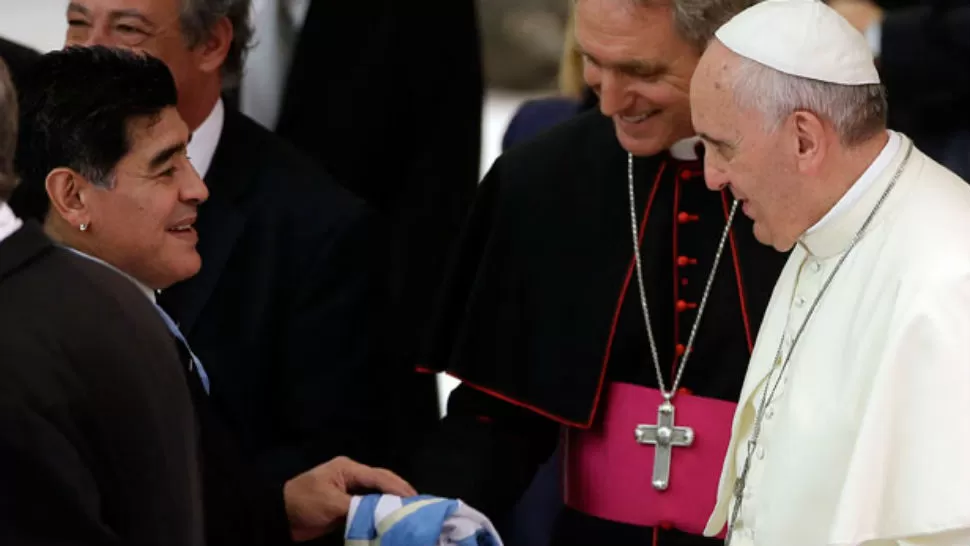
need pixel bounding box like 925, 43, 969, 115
732, 55, 887, 146
0, 59, 17, 202
642, 0, 762, 50
179, 0, 254, 89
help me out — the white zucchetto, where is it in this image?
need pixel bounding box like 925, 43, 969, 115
715, 0, 880, 85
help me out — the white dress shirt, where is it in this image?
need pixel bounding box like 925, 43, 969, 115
0, 201, 22, 245
188, 98, 225, 179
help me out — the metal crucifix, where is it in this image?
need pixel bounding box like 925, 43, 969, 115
634, 400, 695, 490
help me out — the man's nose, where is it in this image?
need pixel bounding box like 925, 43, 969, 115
182, 170, 210, 204
704, 160, 728, 192
597, 71, 630, 118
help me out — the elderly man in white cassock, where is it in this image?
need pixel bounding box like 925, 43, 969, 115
688, 1, 970, 545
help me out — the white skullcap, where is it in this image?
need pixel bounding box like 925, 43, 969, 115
715, 0, 880, 85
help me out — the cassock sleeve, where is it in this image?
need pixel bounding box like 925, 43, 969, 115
405, 384, 559, 519
828, 272, 970, 545
0, 402, 117, 545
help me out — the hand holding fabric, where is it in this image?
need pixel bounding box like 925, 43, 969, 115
283, 456, 417, 542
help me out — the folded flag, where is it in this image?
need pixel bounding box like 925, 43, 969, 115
345, 494, 503, 546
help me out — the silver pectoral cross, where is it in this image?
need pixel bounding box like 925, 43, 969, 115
635, 400, 695, 490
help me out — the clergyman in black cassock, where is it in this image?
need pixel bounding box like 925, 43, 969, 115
405, 1, 790, 544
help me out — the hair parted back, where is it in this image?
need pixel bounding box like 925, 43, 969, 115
574, 0, 760, 50
10, 46, 178, 222
641, 0, 761, 50
732, 56, 888, 147
0, 59, 17, 202
179, 0, 253, 89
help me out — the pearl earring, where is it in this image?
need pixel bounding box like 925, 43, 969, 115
79, 223, 88, 232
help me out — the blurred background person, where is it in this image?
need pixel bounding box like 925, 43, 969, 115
241, 0, 486, 452
829, 0, 970, 178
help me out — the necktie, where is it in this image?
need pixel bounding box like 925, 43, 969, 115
153, 302, 211, 394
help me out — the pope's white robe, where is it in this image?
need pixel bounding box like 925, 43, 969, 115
705, 133, 970, 546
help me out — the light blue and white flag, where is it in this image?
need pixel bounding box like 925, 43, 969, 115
345, 494, 503, 546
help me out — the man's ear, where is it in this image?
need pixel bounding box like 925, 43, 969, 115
195, 17, 234, 76
45, 168, 93, 230
791, 110, 828, 175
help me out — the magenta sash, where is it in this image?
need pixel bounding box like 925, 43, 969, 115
564, 382, 734, 536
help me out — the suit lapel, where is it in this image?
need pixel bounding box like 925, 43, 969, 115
158, 109, 255, 335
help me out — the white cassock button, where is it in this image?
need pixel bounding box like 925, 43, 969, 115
765, 406, 774, 420
756, 446, 765, 459
794, 295, 806, 307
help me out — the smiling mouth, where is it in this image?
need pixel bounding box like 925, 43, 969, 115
619, 110, 660, 124
167, 220, 197, 237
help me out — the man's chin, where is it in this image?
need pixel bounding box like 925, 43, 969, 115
614, 125, 670, 158
753, 225, 795, 253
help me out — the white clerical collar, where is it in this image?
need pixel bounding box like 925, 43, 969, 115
805, 131, 900, 236
0, 201, 23, 245
669, 136, 702, 161
188, 98, 225, 179
62, 246, 157, 304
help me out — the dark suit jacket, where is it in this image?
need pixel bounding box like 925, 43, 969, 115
158, 108, 390, 484
0, 221, 204, 546
274, 0, 484, 440
0, 36, 39, 86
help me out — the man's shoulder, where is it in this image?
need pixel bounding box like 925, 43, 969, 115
501, 108, 616, 166
3, 246, 159, 327
483, 109, 622, 203
217, 109, 369, 218
0, 245, 173, 373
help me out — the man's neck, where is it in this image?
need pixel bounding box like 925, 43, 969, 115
180, 79, 223, 132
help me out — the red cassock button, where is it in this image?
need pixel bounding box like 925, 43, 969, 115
677, 256, 697, 267
660, 521, 674, 530
680, 171, 692, 180
678, 211, 700, 223
676, 300, 697, 312
675, 344, 686, 356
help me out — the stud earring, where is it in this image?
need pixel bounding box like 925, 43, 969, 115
79, 223, 88, 232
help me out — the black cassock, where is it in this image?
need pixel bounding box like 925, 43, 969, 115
408, 110, 789, 545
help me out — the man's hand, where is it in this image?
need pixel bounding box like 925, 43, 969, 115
283, 456, 417, 542
827, 0, 885, 33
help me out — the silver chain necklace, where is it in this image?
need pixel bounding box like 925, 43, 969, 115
725, 141, 913, 545
627, 152, 738, 490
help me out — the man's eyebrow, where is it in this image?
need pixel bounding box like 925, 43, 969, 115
149, 142, 187, 170
698, 132, 733, 149
109, 8, 156, 27
68, 3, 154, 26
